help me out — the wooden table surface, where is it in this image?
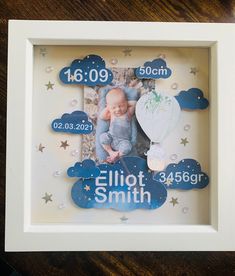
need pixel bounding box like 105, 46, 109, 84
1, 0, 235, 275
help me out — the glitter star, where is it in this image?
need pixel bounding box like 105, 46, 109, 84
58, 203, 66, 209
40, 48, 47, 57
170, 197, 178, 207
164, 179, 173, 187
42, 193, 52, 203
180, 138, 189, 146
182, 207, 189, 214
84, 185, 90, 191
45, 81, 54, 90
60, 140, 69, 150
120, 215, 128, 222
184, 124, 191, 131
38, 143, 45, 152
110, 58, 118, 65
123, 48, 132, 56
190, 67, 199, 75
171, 83, 178, 90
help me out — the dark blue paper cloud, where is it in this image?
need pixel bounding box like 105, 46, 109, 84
59, 55, 113, 86
135, 58, 172, 79
154, 159, 209, 190
67, 159, 100, 179
51, 111, 93, 134
175, 88, 209, 110
70, 156, 167, 211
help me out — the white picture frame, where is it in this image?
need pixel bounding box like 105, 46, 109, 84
6, 20, 235, 251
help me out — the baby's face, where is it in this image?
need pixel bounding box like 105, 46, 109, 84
106, 89, 128, 117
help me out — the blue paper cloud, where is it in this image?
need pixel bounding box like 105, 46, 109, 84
70, 156, 167, 211
175, 88, 209, 110
59, 55, 113, 86
67, 159, 100, 179
51, 111, 93, 134
135, 58, 172, 79
154, 159, 209, 190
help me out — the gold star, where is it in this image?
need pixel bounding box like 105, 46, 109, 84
170, 197, 179, 207
190, 67, 198, 75
180, 138, 189, 146
42, 193, 52, 203
123, 48, 132, 56
38, 143, 45, 152
165, 178, 173, 187
45, 81, 54, 90
84, 185, 90, 191
60, 140, 69, 150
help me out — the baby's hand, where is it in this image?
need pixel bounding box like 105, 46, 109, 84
100, 107, 111, 120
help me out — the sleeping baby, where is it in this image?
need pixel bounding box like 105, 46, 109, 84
99, 88, 136, 163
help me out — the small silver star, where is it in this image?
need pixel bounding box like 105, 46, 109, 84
123, 48, 132, 56
170, 197, 179, 207
38, 143, 45, 152
120, 215, 128, 222
42, 193, 52, 203
40, 48, 47, 57
190, 67, 199, 75
60, 140, 69, 150
45, 81, 54, 90
181, 137, 189, 146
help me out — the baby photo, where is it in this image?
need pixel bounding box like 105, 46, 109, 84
99, 87, 135, 163
82, 68, 155, 163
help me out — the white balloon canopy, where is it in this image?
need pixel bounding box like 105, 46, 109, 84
136, 91, 181, 143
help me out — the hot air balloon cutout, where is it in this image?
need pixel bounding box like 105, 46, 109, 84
135, 89, 209, 173
135, 58, 179, 171
136, 91, 181, 171
135, 58, 209, 191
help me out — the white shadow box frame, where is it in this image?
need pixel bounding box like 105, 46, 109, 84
5, 20, 235, 251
